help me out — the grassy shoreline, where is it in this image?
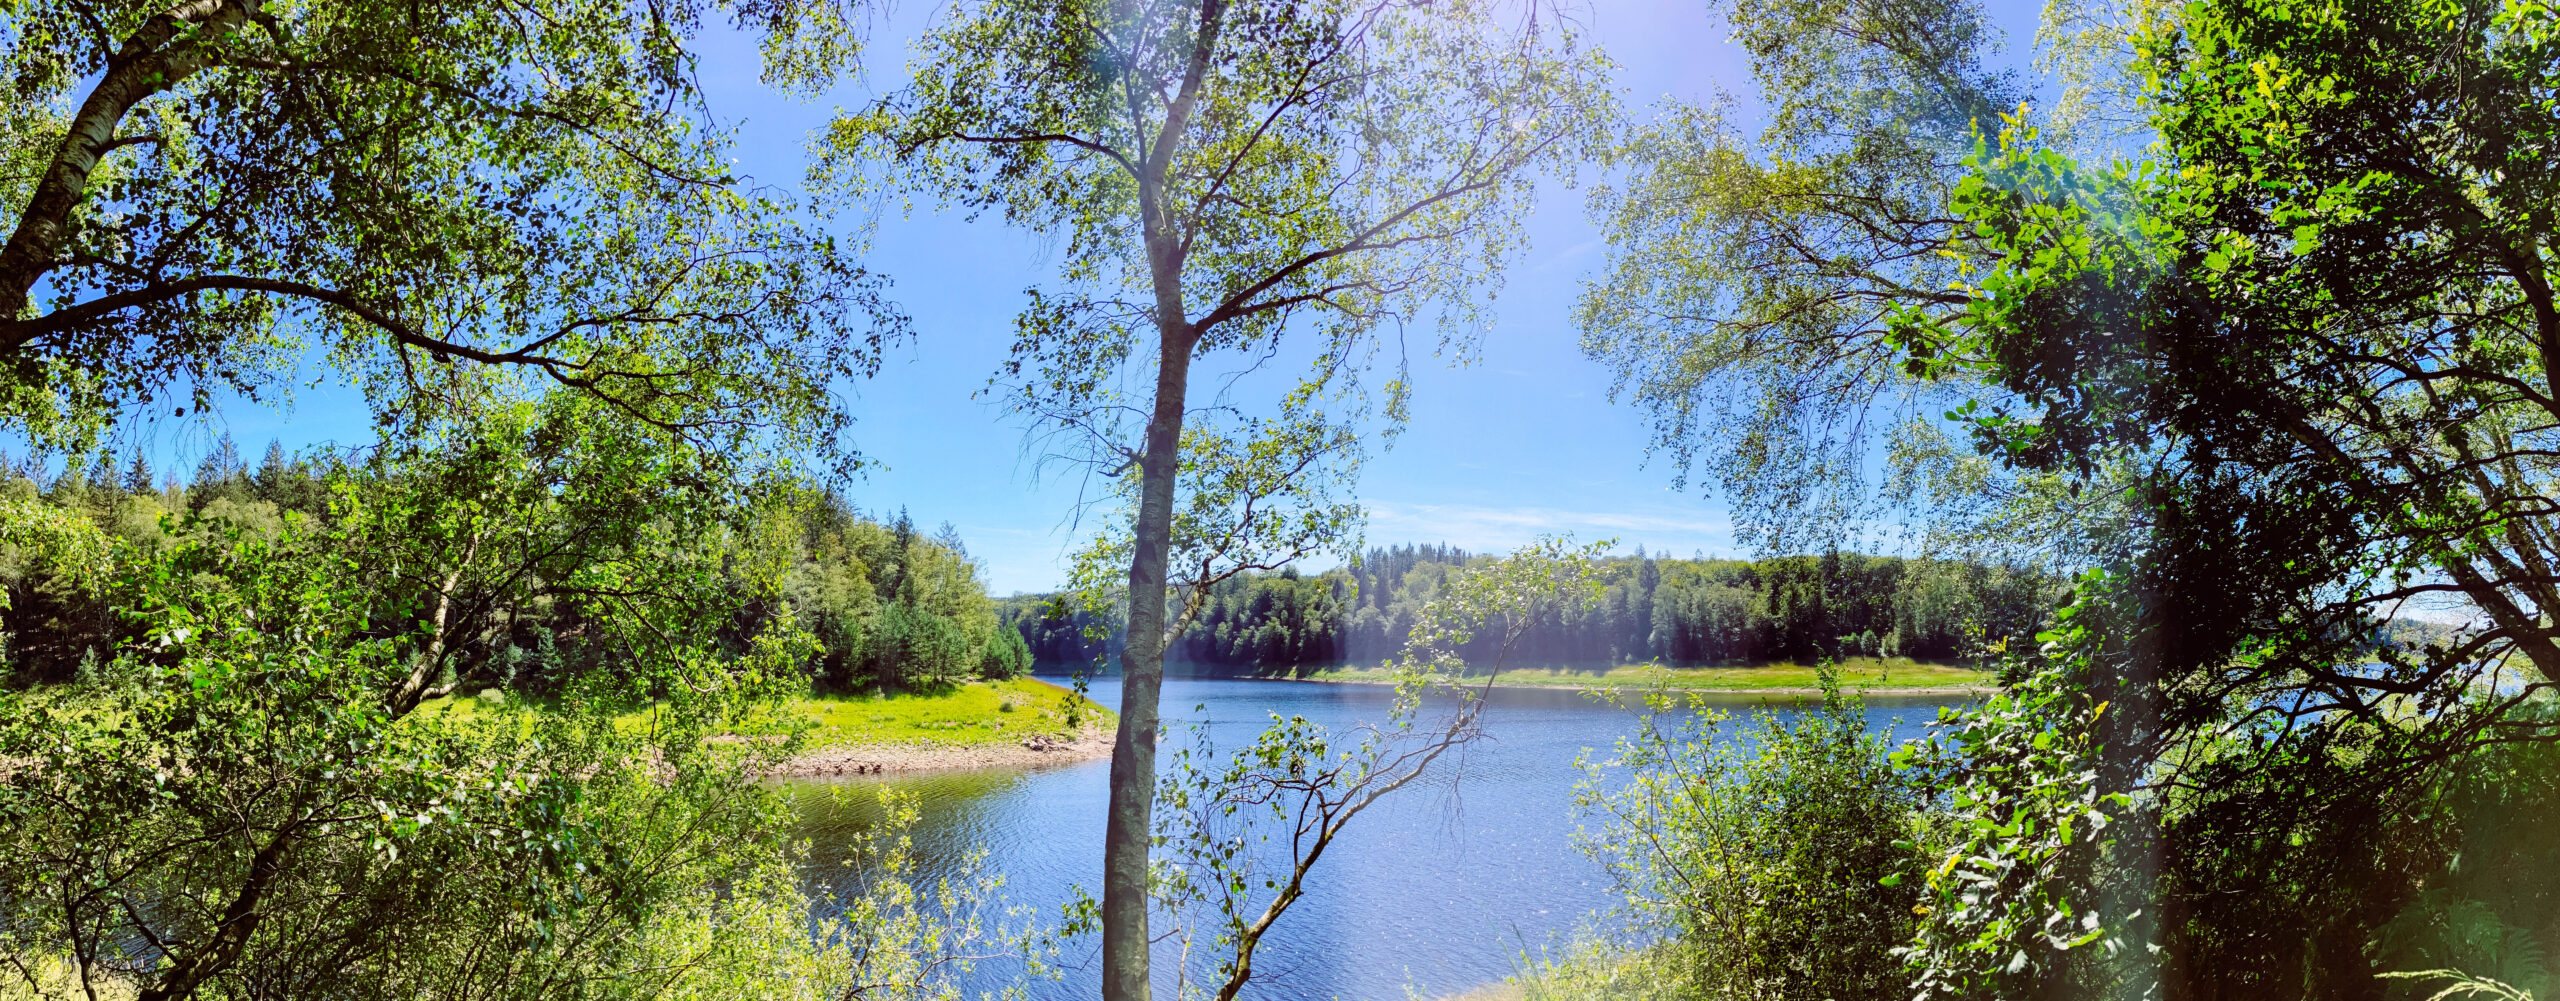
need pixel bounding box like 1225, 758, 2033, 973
1293, 657, 1995, 695
421, 677, 1120, 774
784, 676, 1110, 749
767, 677, 1117, 774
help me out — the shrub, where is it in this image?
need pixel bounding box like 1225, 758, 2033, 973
1518, 939, 1698, 1001
1574, 672, 1940, 1001
2373, 726, 2560, 999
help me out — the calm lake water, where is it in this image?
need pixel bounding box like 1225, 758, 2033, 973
787, 677, 1960, 1001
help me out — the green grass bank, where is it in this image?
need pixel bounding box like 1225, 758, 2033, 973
421, 677, 1117, 774
785, 676, 1109, 750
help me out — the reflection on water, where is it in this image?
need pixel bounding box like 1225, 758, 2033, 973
789, 677, 1959, 1001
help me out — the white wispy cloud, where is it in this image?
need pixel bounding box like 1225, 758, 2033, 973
1531, 238, 1602, 273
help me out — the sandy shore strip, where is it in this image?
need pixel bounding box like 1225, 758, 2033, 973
764, 724, 1116, 777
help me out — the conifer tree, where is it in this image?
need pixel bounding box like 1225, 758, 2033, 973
193, 434, 241, 488
255, 441, 290, 497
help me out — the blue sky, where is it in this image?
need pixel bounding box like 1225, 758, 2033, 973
137, 1, 2048, 595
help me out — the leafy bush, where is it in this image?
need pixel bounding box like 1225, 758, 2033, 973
1895, 576, 2560, 1001
0, 443, 1041, 1000
1574, 673, 1940, 1001
0, 510, 822, 1000
1897, 662, 2129, 1000
1518, 939, 1697, 1001
2368, 713, 2560, 1001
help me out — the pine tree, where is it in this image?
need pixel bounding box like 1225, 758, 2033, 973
121, 451, 152, 495
47, 455, 86, 497
883, 508, 916, 604
255, 441, 289, 497
193, 434, 241, 489
932, 521, 968, 560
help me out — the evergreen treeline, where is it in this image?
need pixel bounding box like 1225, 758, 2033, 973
1003, 594, 1124, 670
0, 438, 1026, 693
1008, 543, 2058, 675
789, 498, 1033, 692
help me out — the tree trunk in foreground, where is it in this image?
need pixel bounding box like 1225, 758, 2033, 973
1101, 325, 1195, 1001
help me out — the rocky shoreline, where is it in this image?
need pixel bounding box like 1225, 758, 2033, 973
764, 723, 1116, 777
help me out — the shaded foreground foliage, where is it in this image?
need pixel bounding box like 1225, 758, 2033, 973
0, 395, 1040, 1000
1546, 0, 2560, 994
1528, 668, 2560, 1001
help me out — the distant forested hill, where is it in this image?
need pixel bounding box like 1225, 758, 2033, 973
1006, 543, 2063, 676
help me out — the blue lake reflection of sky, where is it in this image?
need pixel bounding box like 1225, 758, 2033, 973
790, 677, 1961, 1001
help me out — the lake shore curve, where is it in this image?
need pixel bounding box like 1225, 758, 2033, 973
767, 722, 1115, 776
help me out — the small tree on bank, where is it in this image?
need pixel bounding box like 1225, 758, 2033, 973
829, 2, 1612, 997
1150, 537, 1610, 1001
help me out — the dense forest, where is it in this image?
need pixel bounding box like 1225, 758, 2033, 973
1008, 542, 2057, 675
0, 437, 1028, 695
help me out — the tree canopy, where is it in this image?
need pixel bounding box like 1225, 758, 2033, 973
0, 0, 898, 466
1563, 0, 2560, 994
1575, 0, 2025, 551
1862, 0, 2560, 994
1894, 0, 2560, 778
